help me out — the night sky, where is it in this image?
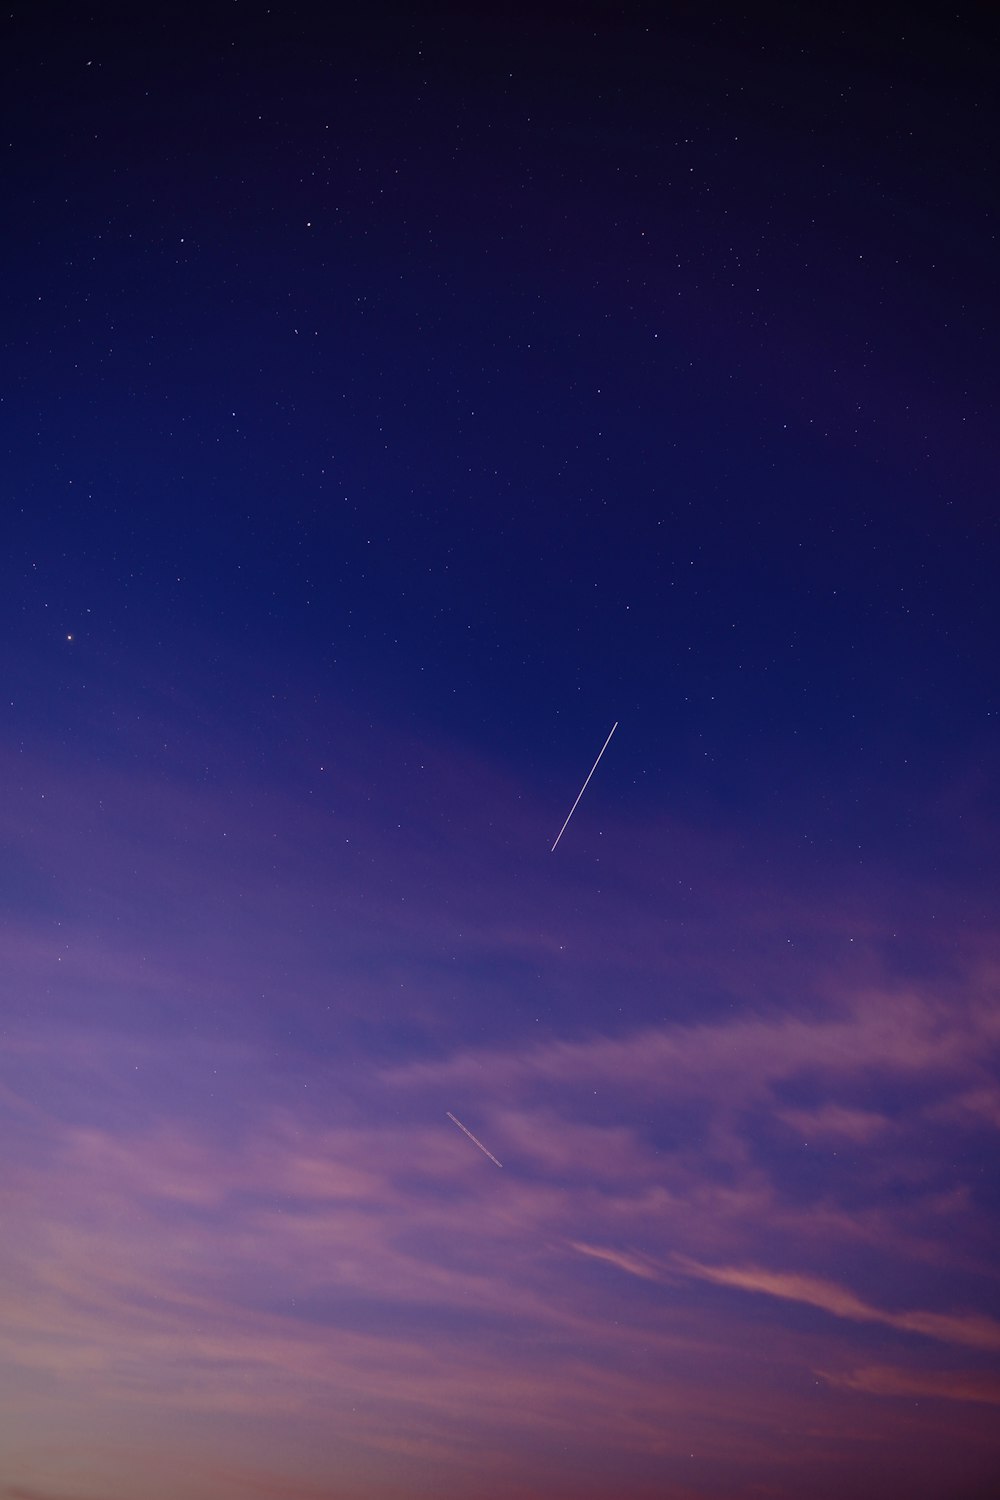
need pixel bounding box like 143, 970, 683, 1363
3, 4, 1000, 1498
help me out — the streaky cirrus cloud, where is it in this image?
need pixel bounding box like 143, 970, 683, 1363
818, 1364, 1000, 1407
2, 709, 999, 1498
673, 1258, 1000, 1353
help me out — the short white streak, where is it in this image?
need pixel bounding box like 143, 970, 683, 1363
551, 721, 618, 852
446, 1111, 503, 1168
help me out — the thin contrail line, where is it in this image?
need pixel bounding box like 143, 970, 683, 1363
446, 1111, 503, 1168
551, 721, 618, 851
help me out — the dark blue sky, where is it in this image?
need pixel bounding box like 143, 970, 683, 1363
2, 6, 999, 1499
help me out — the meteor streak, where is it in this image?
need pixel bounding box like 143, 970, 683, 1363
446, 1111, 503, 1168
551, 721, 618, 851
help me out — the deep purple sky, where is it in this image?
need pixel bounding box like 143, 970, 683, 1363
2, 5, 999, 1498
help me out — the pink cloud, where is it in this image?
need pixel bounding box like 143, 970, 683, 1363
568, 1242, 664, 1282
3, 1011, 999, 1498
675, 1258, 1000, 1353
819, 1364, 1000, 1406
3, 718, 1000, 1496
773, 1103, 891, 1143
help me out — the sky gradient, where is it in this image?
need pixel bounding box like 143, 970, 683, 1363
2, 4, 999, 1498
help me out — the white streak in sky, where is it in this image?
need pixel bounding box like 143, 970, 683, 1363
446, 1111, 503, 1168
550, 721, 618, 851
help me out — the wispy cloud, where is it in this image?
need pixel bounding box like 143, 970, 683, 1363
819, 1364, 1000, 1406
674, 1258, 1000, 1353
569, 1241, 664, 1281
3, 722, 1000, 1496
